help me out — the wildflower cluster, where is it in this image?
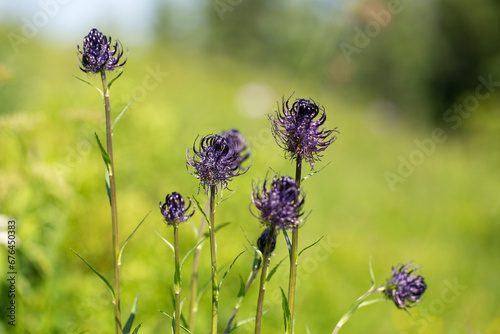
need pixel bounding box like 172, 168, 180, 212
75, 27, 427, 334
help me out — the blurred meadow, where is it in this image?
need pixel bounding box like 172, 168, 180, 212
1, 0, 500, 333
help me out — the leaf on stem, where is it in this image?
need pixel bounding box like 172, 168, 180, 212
73, 75, 103, 97
282, 229, 292, 259
94, 133, 112, 204
118, 211, 150, 266
112, 97, 135, 130
298, 236, 324, 257
301, 161, 331, 182
180, 236, 208, 270
219, 251, 245, 289
70, 248, 115, 300
158, 310, 193, 334
123, 292, 140, 334
152, 224, 175, 254
266, 256, 287, 283
280, 288, 292, 333
193, 196, 210, 227
107, 71, 124, 89
131, 324, 142, 334
368, 255, 375, 288
237, 274, 246, 299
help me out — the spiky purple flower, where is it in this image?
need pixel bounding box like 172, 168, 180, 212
187, 134, 245, 194
256, 228, 277, 254
270, 96, 338, 169
220, 129, 251, 171
383, 263, 427, 310
77, 28, 127, 74
252, 175, 304, 231
159, 192, 195, 225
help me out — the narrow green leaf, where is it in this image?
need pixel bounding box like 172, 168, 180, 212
219, 251, 245, 289
359, 299, 385, 308
282, 229, 292, 259
70, 248, 115, 300
205, 222, 231, 238
158, 310, 193, 334
368, 255, 375, 288
179, 296, 189, 328
240, 227, 263, 261
94, 133, 111, 172
180, 236, 208, 270
216, 188, 236, 205
280, 288, 292, 332
95, 133, 112, 204
237, 274, 246, 299
196, 277, 212, 304
301, 161, 331, 182
118, 212, 150, 266
112, 97, 135, 130
107, 71, 124, 89
152, 226, 175, 254
229, 309, 270, 333
123, 292, 140, 334
298, 236, 324, 258
193, 196, 210, 226
73, 75, 103, 96
266, 256, 287, 283
131, 324, 142, 334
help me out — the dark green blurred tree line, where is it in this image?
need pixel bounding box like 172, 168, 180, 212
153, 0, 500, 125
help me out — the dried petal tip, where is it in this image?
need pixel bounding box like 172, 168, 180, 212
159, 192, 195, 225
77, 28, 127, 74
252, 175, 304, 231
384, 263, 427, 310
187, 134, 246, 195
270, 96, 338, 169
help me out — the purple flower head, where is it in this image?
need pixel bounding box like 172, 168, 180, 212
256, 228, 277, 254
270, 96, 338, 169
159, 192, 195, 225
220, 129, 251, 171
77, 28, 127, 74
252, 175, 304, 231
187, 134, 245, 194
383, 263, 427, 310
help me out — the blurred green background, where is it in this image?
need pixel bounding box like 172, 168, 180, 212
1, 0, 500, 333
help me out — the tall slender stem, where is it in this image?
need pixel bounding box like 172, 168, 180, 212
254, 225, 276, 334
287, 157, 302, 333
209, 185, 218, 334
187, 203, 208, 332
100, 71, 122, 334
173, 222, 181, 334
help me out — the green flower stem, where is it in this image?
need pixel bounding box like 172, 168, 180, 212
209, 185, 219, 334
173, 221, 181, 334
187, 203, 208, 332
254, 225, 276, 334
224, 260, 260, 334
331, 286, 386, 334
100, 71, 122, 334
286, 156, 302, 334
